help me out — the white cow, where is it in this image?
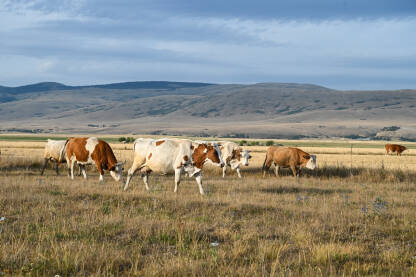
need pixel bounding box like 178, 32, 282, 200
124, 138, 224, 194
40, 139, 67, 175
216, 141, 251, 178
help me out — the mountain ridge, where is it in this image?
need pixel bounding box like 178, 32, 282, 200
0, 81, 215, 94
1, 81, 416, 139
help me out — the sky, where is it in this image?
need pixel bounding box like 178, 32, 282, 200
0, 0, 415, 90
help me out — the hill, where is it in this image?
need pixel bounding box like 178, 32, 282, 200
1, 81, 416, 140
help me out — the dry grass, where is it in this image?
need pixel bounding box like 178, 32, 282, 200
1, 140, 416, 275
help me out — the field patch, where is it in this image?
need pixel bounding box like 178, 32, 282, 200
1, 139, 416, 275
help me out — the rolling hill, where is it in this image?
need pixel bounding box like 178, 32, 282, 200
1, 81, 416, 140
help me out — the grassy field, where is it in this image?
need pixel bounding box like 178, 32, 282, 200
1, 138, 416, 275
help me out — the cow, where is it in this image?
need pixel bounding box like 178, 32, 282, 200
262, 146, 316, 177
123, 138, 224, 194
216, 141, 251, 178
40, 139, 84, 176
65, 137, 124, 182
385, 144, 407, 156
40, 139, 68, 176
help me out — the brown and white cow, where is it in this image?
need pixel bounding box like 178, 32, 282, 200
385, 144, 407, 156
40, 139, 83, 176
262, 146, 316, 177
216, 141, 251, 178
65, 137, 124, 182
124, 138, 224, 194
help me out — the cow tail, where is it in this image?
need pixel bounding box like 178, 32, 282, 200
60, 139, 70, 162
262, 152, 268, 173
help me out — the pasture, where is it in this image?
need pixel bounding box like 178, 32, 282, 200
1, 137, 416, 275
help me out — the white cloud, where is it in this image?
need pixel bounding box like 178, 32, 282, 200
0, 1, 415, 89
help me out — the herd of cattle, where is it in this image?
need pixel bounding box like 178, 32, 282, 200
38, 137, 408, 194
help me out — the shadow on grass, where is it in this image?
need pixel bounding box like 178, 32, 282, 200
261, 166, 363, 178
260, 185, 352, 195
4, 157, 416, 184
259, 166, 416, 183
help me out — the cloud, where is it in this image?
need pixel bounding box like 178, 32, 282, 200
0, 0, 415, 89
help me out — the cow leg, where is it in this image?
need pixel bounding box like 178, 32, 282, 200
142, 173, 150, 191
94, 161, 104, 182
77, 163, 83, 176
290, 165, 297, 177
194, 172, 204, 195
124, 163, 141, 191
70, 159, 76, 180
222, 166, 227, 178
40, 158, 48, 176
81, 165, 87, 179
67, 158, 72, 177
55, 162, 60, 176
262, 158, 273, 177
174, 168, 182, 193
236, 166, 242, 178
274, 164, 279, 177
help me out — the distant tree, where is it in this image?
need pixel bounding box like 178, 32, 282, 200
125, 137, 135, 143
381, 126, 400, 132
248, 141, 260, 146
265, 140, 274, 146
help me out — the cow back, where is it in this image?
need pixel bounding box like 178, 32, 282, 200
92, 140, 118, 170
134, 138, 193, 173
270, 147, 311, 167
66, 137, 89, 162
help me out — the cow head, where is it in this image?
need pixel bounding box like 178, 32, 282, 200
110, 161, 125, 182
304, 154, 316, 170
208, 142, 225, 167
241, 150, 251, 166
230, 149, 251, 169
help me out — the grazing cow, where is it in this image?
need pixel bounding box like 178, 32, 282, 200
40, 139, 83, 176
65, 137, 124, 181
216, 141, 251, 178
124, 138, 224, 194
262, 146, 316, 177
40, 139, 68, 176
385, 144, 407, 156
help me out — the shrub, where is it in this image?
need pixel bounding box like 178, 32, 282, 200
125, 137, 135, 143
265, 140, 274, 146
239, 140, 248, 146
248, 141, 260, 146
118, 137, 126, 142
381, 126, 400, 132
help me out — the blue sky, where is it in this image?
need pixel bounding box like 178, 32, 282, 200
0, 0, 415, 89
